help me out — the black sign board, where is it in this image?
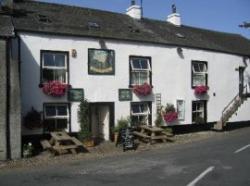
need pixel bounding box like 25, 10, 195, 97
119, 89, 132, 101
120, 128, 135, 151
68, 89, 84, 102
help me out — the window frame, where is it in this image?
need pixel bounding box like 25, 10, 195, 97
129, 56, 152, 87
130, 102, 152, 126
40, 50, 69, 84
176, 99, 185, 120
191, 61, 208, 88
192, 100, 207, 123
43, 103, 71, 132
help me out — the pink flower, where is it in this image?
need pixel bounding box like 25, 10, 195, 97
42, 81, 70, 97
133, 83, 152, 96
194, 85, 209, 95
163, 112, 178, 122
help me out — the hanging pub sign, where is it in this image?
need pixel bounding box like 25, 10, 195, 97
88, 49, 115, 75
119, 89, 132, 101
68, 89, 84, 102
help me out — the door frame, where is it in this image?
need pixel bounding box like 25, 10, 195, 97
89, 102, 114, 141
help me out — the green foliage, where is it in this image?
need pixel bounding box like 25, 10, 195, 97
77, 99, 91, 140
165, 103, 176, 113
114, 116, 129, 132
155, 110, 164, 127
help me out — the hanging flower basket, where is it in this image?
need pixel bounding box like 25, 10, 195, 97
161, 103, 178, 123
163, 112, 178, 123
194, 85, 209, 95
42, 81, 70, 97
133, 83, 152, 96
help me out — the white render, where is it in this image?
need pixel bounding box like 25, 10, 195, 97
19, 32, 250, 136
167, 13, 181, 26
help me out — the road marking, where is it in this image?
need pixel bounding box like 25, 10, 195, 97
187, 166, 214, 186
234, 144, 250, 154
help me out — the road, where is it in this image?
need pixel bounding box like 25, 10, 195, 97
1, 127, 250, 186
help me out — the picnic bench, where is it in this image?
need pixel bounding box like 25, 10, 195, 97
40, 131, 85, 155
133, 125, 168, 144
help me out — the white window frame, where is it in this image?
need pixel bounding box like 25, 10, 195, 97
177, 99, 185, 120
42, 52, 68, 83
192, 61, 207, 87
130, 57, 151, 86
192, 101, 205, 122
44, 104, 69, 120
131, 102, 151, 125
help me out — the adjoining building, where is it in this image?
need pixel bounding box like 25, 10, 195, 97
0, 0, 250, 160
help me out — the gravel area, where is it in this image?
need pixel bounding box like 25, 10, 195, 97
0, 130, 224, 171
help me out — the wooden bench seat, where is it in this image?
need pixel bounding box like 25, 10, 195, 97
151, 135, 168, 140
71, 137, 84, 147
40, 140, 52, 150
133, 131, 150, 138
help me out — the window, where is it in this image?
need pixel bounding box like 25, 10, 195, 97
192, 101, 206, 123
43, 104, 69, 131
177, 100, 185, 120
192, 61, 207, 87
130, 102, 151, 127
41, 51, 68, 83
130, 56, 151, 86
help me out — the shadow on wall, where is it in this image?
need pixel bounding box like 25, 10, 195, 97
20, 38, 44, 134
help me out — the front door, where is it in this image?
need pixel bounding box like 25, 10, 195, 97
91, 103, 113, 141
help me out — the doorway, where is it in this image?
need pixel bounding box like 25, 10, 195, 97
90, 102, 114, 141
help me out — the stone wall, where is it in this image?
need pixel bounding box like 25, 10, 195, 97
0, 39, 7, 160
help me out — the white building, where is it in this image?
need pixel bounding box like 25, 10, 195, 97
2, 0, 250, 142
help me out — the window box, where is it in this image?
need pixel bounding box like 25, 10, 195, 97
132, 83, 152, 96
42, 81, 70, 97
194, 85, 209, 95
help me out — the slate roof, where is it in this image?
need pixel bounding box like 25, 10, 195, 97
0, 14, 14, 37
1, 0, 250, 56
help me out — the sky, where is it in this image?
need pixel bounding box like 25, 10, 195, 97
40, 0, 250, 39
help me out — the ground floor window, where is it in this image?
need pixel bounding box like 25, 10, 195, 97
130, 102, 151, 127
43, 103, 69, 131
192, 100, 207, 124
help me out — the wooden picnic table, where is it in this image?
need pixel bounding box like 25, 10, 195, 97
41, 131, 85, 155
133, 125, 168, 144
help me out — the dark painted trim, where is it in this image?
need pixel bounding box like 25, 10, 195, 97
39, 50, 69, 84
6, 38, 11, 159
239, 66, 244, 97
42, 102, 71, 133
88, 48, 115, 75
16, 30, 250, 57
128, 55, 152, 87
191, 60, 208, 89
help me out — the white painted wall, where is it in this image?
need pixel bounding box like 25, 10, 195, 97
19, 32, 250, 135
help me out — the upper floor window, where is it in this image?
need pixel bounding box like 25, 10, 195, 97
88, 49, 115, 75
41, 51, 68, 83
192, 61, 207, 87
130, 56, 151, 86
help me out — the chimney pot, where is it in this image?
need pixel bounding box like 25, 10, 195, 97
167, 4, 181, 26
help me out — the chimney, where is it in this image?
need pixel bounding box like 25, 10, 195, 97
126, 0, 142, 20
167, 4, 181, 26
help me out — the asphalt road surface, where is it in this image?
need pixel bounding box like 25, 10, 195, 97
1, 127, 250, 186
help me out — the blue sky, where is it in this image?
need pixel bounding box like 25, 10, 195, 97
41, 0, 250, 39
